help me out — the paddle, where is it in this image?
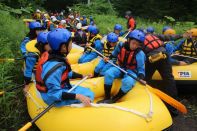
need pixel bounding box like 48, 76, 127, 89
171, 53, 197, 60
0, 57, 24, 62
88, 46, 187, 114
123, 30, 131, 39
0, 84, 25, 96
18, 76, 89, 131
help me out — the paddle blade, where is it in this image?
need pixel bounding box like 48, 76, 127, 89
149, 87, 187, 114
18, 122, 32, 131
0, 91, 4, 96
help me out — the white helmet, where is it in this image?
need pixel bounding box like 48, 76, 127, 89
75, 18, 80, 21
76, 23, 82, 29
60, 20, 66, 25
52, 17, 58, 22
69, 15, 74, 19
36, 9, 41, 13
50, 16, 56, 19
60, 12, 64, 15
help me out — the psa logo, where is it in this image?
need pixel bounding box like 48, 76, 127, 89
178, 71, 191, 78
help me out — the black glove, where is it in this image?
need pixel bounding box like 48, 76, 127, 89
62, 92, 76, 100
24, 76, 31, 85
71, 72, 83, 79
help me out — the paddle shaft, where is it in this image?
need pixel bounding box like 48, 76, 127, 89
172, 54, 197, 60
0, 57, 24, 61
18, 76, 88, 131
123, 30, 131, 39
6, 84, 25, 92
0, 84, 25, 96
88, 46, 146, 85
32, 102, 55, 123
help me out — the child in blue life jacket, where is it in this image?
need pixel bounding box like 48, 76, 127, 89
114, 24, 124, 37
78, 25, 103, 63
23, 31, 51, 93
20, 21, 44, 56
94, 32, 120, 77
97, 30, 146, 104
172, 28, 197, 65
35, 28, 94, 107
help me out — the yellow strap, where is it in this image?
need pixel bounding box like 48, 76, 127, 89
26, 40, 40, 54
148, 52, 166, 63
103, 41, 114, 57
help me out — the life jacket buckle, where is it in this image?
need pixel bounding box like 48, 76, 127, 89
148, 52, 167, 63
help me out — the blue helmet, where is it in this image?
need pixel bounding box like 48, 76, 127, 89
82, 15, 86, 18
90, 16, 93, 20
87, 25, 94, 32
127, 29, 145, 43
47, 28, 71, 51
89, 26, 99, 35
146, 26, 154, 33
162, 26, 171, 33
90, 21, 94, 25
37, 32, 49, 44
107, 32, 118, 43
29, 21, 42, 29
114, 24, 123, 31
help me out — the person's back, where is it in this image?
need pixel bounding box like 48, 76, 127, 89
74, 30, 87, 47
143, 32, 178, 116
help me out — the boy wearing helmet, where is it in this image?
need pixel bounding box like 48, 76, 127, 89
81, 15, 87, 26
146, 26, 155, 34
172, 28, 197, 65
73, 23, 87, 47
158, 26, 183, 41
125, 11, 136, 31
78, 26, 103, 63
23, 31, 51, 93
114, 24, 124, 36
49, 17, 60, 31
89, 16, 94, 25
20, 21, 44, 56
97, 30, 146, 103
94, 32, 119, 77
35, 28, 94, 107
58, 20, 67, 28
33, 9, 41, 21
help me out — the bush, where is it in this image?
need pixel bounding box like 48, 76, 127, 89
0, 11, 29, 130
72, 0, 116, 16
90, 14, 196, 35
